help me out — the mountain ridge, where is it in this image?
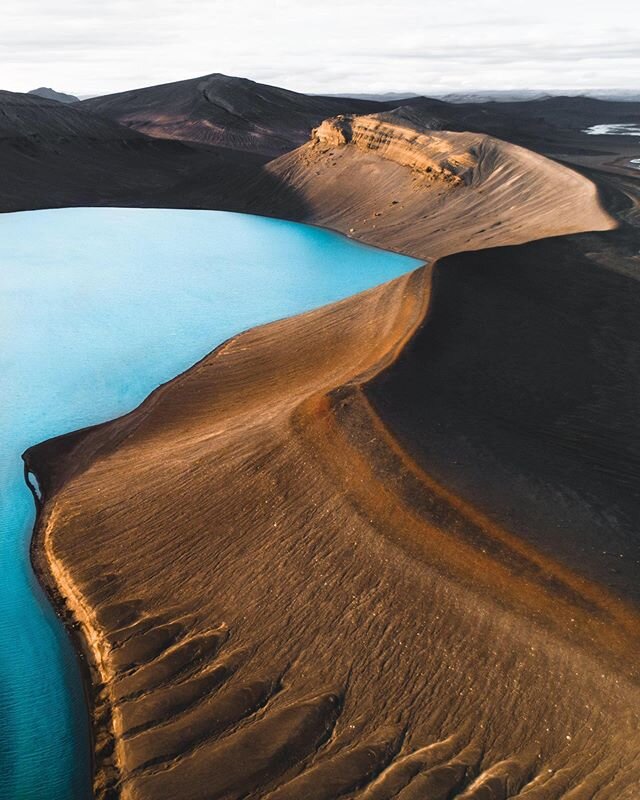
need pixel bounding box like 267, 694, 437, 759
79, 72, 395, 156
28, 86, 79, 104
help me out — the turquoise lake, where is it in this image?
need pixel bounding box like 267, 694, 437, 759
0, 207, 419, 798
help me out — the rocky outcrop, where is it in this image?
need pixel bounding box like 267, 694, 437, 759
246, 110, 613, 259
311, 114, 466, 185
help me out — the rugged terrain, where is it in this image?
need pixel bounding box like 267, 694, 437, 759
79, 74, 391, 157
18, 79, 640, 800
28, 87, 80, 103
242, 112, 612, 255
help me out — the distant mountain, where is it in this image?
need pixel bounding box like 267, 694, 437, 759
28, 86, 79, 104
0, 90, 146, 141
331, 89, 640, 104
436, 90, 640, 104
586, 90, 640, 103
80, 73, 392, 157
326, 92, 421, 103
437, 90, 549, 103
0, 90, 264, 212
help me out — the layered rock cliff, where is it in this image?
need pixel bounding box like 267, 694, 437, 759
244, 110, 613, 258
311, 115, 468, 185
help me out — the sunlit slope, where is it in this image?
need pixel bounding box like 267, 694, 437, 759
246, 111, 613, 256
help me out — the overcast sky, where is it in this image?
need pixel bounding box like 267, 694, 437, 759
3, 0, 638, 97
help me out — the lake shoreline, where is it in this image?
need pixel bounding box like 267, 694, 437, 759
20, 267, 427, 795
24, 431, 121, 799
24, 264, 430, 800
27, 490, 110, 798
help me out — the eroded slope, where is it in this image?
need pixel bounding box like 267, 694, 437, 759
245, 112, 613, 257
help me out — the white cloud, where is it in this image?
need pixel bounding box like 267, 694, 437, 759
1, 0, 638, 96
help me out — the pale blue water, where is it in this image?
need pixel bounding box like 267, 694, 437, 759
0, 207, 419, 798
583, 123, 640, 137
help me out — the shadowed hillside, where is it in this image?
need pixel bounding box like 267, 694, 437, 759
0, 90, 293, 212
369, 223, 640, 603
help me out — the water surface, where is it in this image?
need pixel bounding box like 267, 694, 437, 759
0, 207, 419, 798
583, 123, 640, 137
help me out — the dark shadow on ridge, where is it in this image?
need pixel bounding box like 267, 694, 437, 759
367, 218, 640, 604
0, 137, 309, 218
